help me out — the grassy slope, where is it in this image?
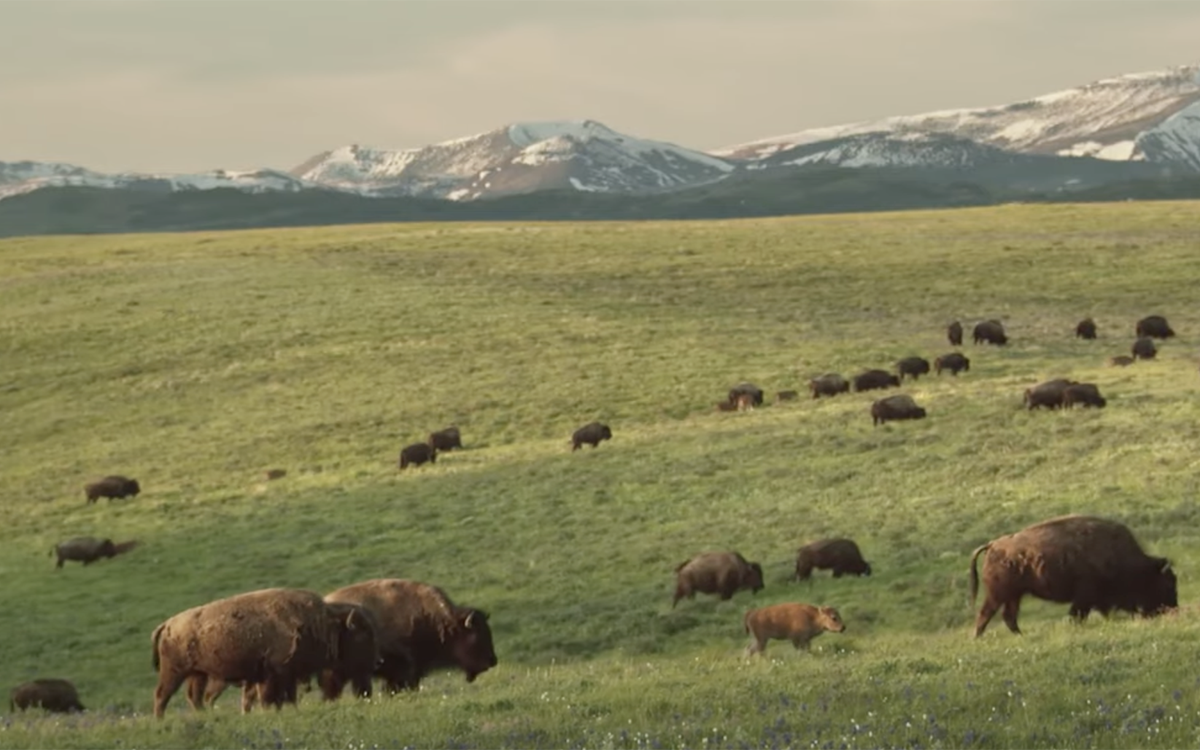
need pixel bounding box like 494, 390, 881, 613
3, 202, 1200, 748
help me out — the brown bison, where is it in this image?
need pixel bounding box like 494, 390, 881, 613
428, 426, 463, 452
52, 537, 138, 569
84, 475, 140, 503
1109, 355, 1134, 367
672, 551, 764, 608
1132, 337, 1157, 360
324, 579, 498, 693
399, 442, 436, 469
973, 319, 1008, 346
852, 369, 900, 393
934, 352, 971, 376
896, 356, 931, 381
969, 514, 1177, 637
264, 468, 287, 481
1024, 379, 1077, 410
9, 679, 85, 713
744, 603, 845, 655
871, 394, 927, 426
776, 390, 799, 402
571, 421, 612, 451
728, 382, 764, 407
947, 321, 964, 347
809, 373, 850, 399
151, 587, 380, 717
1062, 382, 1107, 409
794, 538, 872, 582
1136, 315, 1175, 340
1075, 318, 1098, 340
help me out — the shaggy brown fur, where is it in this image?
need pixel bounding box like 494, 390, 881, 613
973, 319, 1008, 346
727, 383, 764, 407
324, 579, 498, 693
1136, 315, 1175, 340
571, 422, 612, 451
968, 515, 1177, 638
84, 475, 140, 503
9, 679, 85, 713
398, 442, 437, 469
934, 352, 970, 376
744, 603, 845, 655
672, 551, 764, 608
428, 426, 463, 451
1024, 379, 1078, 410
794, 539, 872, 582
947, 321, 964, 347
809, 374, 850, 399
871, 394, 927, 426
852, 369, 901, 393
1132, 337, 1158, 360
896, 356, 931, 381
52, 537, 116, 569
1075, 318, 1098, 339
1062, 383, 1106, 409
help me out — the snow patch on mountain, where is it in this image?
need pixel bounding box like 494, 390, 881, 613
1134, 100, 1200, 170
0, 161, 324, 200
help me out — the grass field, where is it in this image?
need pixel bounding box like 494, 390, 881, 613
3, 201, 1200, 749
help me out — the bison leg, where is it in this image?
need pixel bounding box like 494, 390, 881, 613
318, 669, 345, 701
1001, 599, 1023, 635
832, 570, 844, 578
973, 597, 1002, 638
744, 637, 767, 657
791, 636, 812, 651
185, 674, 207, 710
154, 670, 188, 718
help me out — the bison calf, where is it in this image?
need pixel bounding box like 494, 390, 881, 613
871, 394, 926, 426
744, 603, 845, 655
10, 679, 85, 713
794, 538, 872, 582
673, 551, 763, 608
571, 422, 612, 451
934, 352, 970, 376
398, 443, 437, 469
84, 475, 140, 503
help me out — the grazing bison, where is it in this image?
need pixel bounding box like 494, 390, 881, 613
1075, 318, 1098, 340
852, 369, 901, 393
776, 390, 799, 402
428, 426, 463, 452
744, 603, 845, 655
871, 394, 927, 426
969, 514, 1177, 637
151, 587, 379, 717
794, 538, 872, 583
947, 321, 964, 347
728, 383, 764, 407
973, 319, 1008, 346
84, 475, 140, 503
934, 352, 971, 376
672, 551, 764, 608
1132, 337, 1158, 361
399, 442, 436, 469
1136, 315, 1175, 340
809, 373, 850, 399
52, 537, 138, 569
896, 356, 931, 381
1109, 355, 1134, 367
264, 469, 287, 481
571, 422, 612, 451
1024, 379, 1077, 410
9, 679, 85, 713
1062, 382, 1107, 409
325, 579, 498, 693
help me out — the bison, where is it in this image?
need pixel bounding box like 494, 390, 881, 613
1075, 318, 1098, 340
794, 538, 872, 583
934, 352, 970, 376
571, 421, 612, 451
428, 426, 463, 452
399, 442, 436, 469
151, 587, 380, 718
973, 319, 1008, 346
325, 578, 498, 693
1109, 355, 1134, 367
672, 551, 764, 608
52, 537, 138, 569
264, 469, 287, 481
1024, 379, 1077, 410
1062, 382, 1107, 409
9, 679, 85, 713
852, 369, 900, 393
947, 321, 964, 347
744, 603, 845, 655
728, 383, 764, 407
84, 475, 140, 503
809, 373, 850, 399
871, 394, 927, 426
969, 514, 1177, 637
1136, 315, 1175, 340
896, 356, 931, 381
1132, 337, 1158, 361
715, 400, 739, 412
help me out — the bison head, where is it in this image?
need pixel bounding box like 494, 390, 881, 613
1136, 558, 1178, 617
816, 606, 846, 633
100, 539, 118, 558
127, 479, 141, 496
747, 563, 765, 594
451, 608, 498, 683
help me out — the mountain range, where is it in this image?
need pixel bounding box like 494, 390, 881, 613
2, 64, 1199, 235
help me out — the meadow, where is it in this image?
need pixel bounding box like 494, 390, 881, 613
2, 201, 1200, 749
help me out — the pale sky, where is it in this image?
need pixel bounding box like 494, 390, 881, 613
3, 0, 1199, 173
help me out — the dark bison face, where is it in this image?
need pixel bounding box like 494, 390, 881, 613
331, 604, 382, 676
1138, 559, 1178, 616
600, 425, 613, 440
748, 563, 765, 593
859, 561, 873, 577
100, 539, 117, 558
127, 479, 141, 496
452, 609, 498, 682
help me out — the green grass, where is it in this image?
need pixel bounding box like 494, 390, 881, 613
4, 201, 1200, 748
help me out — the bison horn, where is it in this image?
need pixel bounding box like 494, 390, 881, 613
464, 611, 475, 629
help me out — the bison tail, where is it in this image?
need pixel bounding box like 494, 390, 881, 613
968, 543, 991, 608
151, 622, 165, 671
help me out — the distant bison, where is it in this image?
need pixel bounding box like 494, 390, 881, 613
1024, 379, 1077, 410
428, 426, 462, 452
399, 443, 436, 469
715, 400, 739, 412
1062, 382, 1107, 409
1109, 355, 1134, 367
871, 394, 927, 426
852, 369, 900, 393
733, 392, 756, 411
1075, 318, 1098, 340
776, 390, 800, 402
728, 383, 764, 407
84, 475, 140, 503
672, 551, 764, 608
1136, 315, 1175, 340
947, 321, 964, 347
9, 679, 85, 713
744, 603, 845, 655
1132, 337, 1158, 361
809, 373, 850, 399
264, 469, 287, 481
896, 356, 931, 381
973, 319, 1008, 346
794, 538, 872, 583
571, 421, 612, 451
969, 514, 1177, 637
52, 537, 138, 569
934, 352, 970, 376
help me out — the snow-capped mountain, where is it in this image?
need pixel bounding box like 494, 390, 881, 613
290, 120, 735, 200
749, 132, 1036, 170
717, 65, 1200, 170
0, 160, 322, 200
